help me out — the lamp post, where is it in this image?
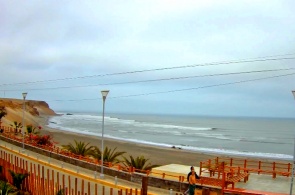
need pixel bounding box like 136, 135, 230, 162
22, 92, 27, 152
291, 90, 295, 195
100, 90, 109, 179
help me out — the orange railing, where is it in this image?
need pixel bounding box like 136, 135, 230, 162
200, 157, 292, 179
147, 170, 185, 182
0, 150, 140, 195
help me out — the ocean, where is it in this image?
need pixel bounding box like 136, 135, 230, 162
47, 112, 295, 161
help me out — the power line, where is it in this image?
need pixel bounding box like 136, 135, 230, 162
111, 72, 295, 99
46, 72, 295, 102
0, 55, 294, 87
2, 68, 294, 92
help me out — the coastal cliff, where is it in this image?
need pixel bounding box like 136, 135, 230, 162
0, 98, 56, 127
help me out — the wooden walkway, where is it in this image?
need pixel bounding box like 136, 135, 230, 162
200, 157, 292, 179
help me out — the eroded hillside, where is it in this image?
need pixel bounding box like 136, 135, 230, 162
0, 98, 56, 126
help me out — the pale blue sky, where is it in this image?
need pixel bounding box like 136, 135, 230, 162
0, 0, 295, 117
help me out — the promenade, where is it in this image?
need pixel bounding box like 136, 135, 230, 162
0, 139, 293, 195
0, 141, 176, 195
234, 173, 292, 194
152, 164, 292, 194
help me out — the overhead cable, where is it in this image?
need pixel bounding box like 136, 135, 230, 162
2, 68, 294, 91
46, 72, 295, 102
0, 55, 294, 87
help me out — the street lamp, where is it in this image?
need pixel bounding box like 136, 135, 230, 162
100, 90, 109, 179
291, 90, 295, 195
22, 92, 27, 152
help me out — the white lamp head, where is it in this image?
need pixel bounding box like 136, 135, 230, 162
22, 92, 28, 99
101, 90, 109, 99
292, 91, 295, 99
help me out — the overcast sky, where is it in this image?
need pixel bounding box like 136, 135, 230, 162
1, 0, 295, 117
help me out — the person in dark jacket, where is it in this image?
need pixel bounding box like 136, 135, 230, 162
184, 166, 200, 195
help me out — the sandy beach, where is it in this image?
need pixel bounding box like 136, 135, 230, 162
42, 122, 216, 166
1, 98, 290, 167
35, 114, 217, 166
36, 114, 290, 167
0, 98, 217, 166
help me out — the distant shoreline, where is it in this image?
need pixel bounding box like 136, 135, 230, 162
54, 111, 295, 120
38, 114, 291, 166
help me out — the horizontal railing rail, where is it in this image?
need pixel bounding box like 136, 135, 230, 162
200, 157, 292, 179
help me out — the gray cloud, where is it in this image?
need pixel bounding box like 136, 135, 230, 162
0, 0, 295, 117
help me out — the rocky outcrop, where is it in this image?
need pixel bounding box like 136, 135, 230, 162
0, 98, 56, 127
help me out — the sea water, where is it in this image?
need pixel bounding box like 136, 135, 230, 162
47, 112, 295, 160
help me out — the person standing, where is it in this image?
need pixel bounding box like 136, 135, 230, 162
184, 166, 200, 195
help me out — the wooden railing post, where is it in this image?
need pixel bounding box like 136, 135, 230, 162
221, 161, 225, 195
81, 179, 84, 195
273, 162, 276, 178
75, 177, 77, 195
47, 169, 50, 193
41, 166, 45, 190
142, 176, 148, 195
258, 161, 261, 174
68, 175, 71, 195
208, 159, 212, 177
57, 172, 60, 191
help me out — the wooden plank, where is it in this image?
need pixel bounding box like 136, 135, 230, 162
52, 170, 55, 194
57, 172, 60, 191
34, 164, 37, 193
81, 179, 84, 195
68, 175, 72, 195
38, 164, 41, 192
47, 168, 50, 193
75, 177, 78, 195
41, 166, 45, 190
63, 174, 65, 191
